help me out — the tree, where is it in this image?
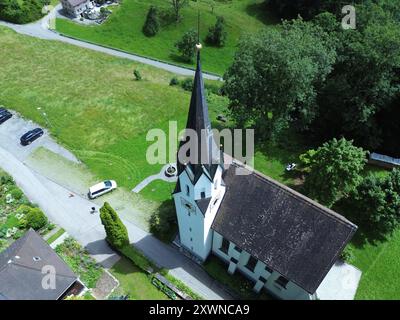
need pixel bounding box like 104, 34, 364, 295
100, 202, 129, 249
175, 29, 198, 63
311, 2, 400, 153
142, 6, 160, 37
170, 0, 188, 22
303, 138, 367, 207
205, 16, 227, 47
25, 208, 48, 230
223, 19, 336, 140
346, 169, 400, 238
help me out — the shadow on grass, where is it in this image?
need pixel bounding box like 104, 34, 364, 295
245, 1, 280, 25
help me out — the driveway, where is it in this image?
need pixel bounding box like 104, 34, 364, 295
0, 6, 222, 81
0, 113, 232, 300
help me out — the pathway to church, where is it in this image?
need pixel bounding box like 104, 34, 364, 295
0, 114, 233, 300
0, 6, 222, 81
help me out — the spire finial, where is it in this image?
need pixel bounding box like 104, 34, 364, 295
196, 10, 202, 52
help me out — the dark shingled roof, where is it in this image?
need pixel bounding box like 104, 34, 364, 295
0, 229, 78, 300
212, 162, 357, 294
196, 197, 212, 214
177, 51, 222, 184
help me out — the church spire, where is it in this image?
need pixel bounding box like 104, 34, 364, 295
177, 48, 222, 183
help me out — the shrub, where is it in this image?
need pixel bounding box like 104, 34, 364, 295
10, 188, 23, 201
205, 16, 227, 47
133, 69, 142, 81
142, 6, 160, 37
100, 202, 129, 249
175, 29, 198, 62
340, 246, 354, 264
169, 77, 180, 86
181, 78, 193, 91
25, 208, 48, 230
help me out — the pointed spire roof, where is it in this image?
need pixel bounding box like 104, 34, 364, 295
177, 50, 222, 183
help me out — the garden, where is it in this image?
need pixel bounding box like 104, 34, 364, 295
0, 170, 56, 252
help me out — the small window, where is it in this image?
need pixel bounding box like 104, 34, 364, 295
186, 185, 190, 197
190, 238, 193, 242
189, 228, 192, 232
214, 179, 218, 190
265, 265, 273, 274
245, 256, 258, 273
275, 276, 289, 289
234, 245, 242, 253
220, 238, 229, 254
201, 191, 206, 199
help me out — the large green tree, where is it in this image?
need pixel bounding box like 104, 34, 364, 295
142, 6, 160, 37
223, 19, 336, 140
175, 29, 198, 63
100, 202, 129, 249
303, 138, 367, 207
346, 169, 400, 238
312, 2, 400, 154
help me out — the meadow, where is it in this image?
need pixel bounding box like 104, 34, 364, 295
0, 26, 399, 299
55, 0, 276, 75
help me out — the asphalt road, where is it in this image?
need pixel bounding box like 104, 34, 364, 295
0, 112, 232, 300
0, 6, 222, 81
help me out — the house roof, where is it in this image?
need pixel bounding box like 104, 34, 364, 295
65, 0, 88, 7
212, 162, 357, 294
177, 51, 222, 184
0, 229, 78, 300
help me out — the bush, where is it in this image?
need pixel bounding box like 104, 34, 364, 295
340, 246, 354, 264
25, 208, 48, 230
133, 69, 142, 81
169, 77, 180, 86
205, 16, 227, 47
100, 202, 129, 249
10, 188, 23, 201
175, 29, 198, 62
181, 78, 193, 91
142, 6, 160, 37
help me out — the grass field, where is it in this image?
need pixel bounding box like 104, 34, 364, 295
0, 26, 399, 299
55, 0, 275, 75
110, 257, 169, 300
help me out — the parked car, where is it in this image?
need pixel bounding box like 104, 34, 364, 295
20, 128, 44, 146
88, 180, 117, 199
0, 111, 12, 124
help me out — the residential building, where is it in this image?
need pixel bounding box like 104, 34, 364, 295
61, 0, 94, 18
0, 229, 81, 300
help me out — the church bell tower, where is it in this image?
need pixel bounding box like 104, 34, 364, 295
173, 47, 225, 262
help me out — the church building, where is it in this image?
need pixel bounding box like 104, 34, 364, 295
173, 48, 358, 300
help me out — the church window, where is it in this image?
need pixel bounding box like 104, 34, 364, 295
201, 191, 206, 199
220, 238, 229, 254
275, 276, 289, 289
186, 185, 190, 197
245, 256, 258, 273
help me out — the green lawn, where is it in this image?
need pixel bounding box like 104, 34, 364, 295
56, 0, 275, 75
110, 257, 169, 300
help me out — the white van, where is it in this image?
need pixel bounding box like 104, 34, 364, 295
88, 180, 117, 199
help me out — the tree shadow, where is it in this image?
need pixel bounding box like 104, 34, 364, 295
245, 1, 280, 26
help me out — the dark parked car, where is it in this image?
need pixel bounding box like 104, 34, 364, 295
20, 128, 44, 146
0, 110, 12, 124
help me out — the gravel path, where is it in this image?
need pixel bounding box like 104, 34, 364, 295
0, 6, 222, 81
